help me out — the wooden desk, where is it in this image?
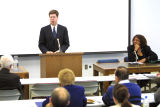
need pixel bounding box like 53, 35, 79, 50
40, 53, 82, 78
12, 66, 29, 99
93, 62, 160, 76
93, 62, 160, 93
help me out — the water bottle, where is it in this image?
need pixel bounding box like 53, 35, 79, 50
143, 96, 149, 107
13, 56, 19, 71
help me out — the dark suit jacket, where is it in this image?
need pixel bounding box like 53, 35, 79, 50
38, 24, 70, 53
127, 45, 158, 62
42, 85, 87, 107
0, 68, 22, 94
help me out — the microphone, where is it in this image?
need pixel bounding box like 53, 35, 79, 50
134, 50, 138, 62
57, 38, 62, 52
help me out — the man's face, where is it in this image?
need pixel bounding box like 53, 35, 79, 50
50, 14, 58, 26
115, 76, 119, 83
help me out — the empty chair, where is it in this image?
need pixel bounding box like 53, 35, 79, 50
75, 81, 99, 96
124, 56, 129, 62
30, 83, 59, 98
97, 59, 119, 63
0, 89, 21, 101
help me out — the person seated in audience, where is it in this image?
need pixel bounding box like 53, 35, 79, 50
45, 87, 70, 107
127, 34, 158, 89
111, 84, 140, 107
102, 66, 141, 106
0, 55, 22, 95
154, 87, 160, 103
42, 68, 87, 107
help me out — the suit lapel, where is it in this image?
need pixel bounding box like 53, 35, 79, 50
48, 25, 55, 39
57, 24, 60, 38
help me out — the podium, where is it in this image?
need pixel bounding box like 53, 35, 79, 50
40, 53, 83, 78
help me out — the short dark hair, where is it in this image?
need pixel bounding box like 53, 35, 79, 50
51, 87, 70, 107
115, 66, 129, 80
132, 34, 147, 47
49, 9, 59, 17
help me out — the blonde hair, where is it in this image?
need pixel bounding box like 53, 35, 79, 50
58, 68, 75, 86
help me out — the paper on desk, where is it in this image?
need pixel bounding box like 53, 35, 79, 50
128, 62, 143, 64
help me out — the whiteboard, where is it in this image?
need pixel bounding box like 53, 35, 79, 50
131, 0, 160, 58
0, 0, 128, 55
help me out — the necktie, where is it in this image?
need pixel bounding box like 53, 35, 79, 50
53, 27, 56, 38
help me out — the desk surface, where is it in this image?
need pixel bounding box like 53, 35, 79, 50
93, 62, 160, 76
11, 66, 29, 79
20, 73, 157, 85
0, 93, 155, 107
0, 96, 103, 107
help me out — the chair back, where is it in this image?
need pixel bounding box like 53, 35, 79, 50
97, 59, 119, 63
124, 56, 129, 62
30, 83, 59, 98
0, 89, 21, 101
75, 81, 99, 96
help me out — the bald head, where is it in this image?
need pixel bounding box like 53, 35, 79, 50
51, 87, 70, 107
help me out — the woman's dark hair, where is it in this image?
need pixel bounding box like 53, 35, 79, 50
113, 84, 131, 107
132, 34, 147, 47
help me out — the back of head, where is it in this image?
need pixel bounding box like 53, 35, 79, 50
113, 84, 131, 107
0, 54, 14, 69
51, 87, 70, 107
58, 68, 75, 86
115, 66, 129, 81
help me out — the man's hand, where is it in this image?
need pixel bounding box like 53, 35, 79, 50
46, 51, 54, 54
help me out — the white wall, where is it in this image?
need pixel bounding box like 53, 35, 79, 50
14, 0, 160, 78
131, 0, 160, 58
0, 0, 128, 54
18, 53, 127, 78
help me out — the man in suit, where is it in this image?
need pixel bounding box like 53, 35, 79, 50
0, 55, 22, 95
38, 9, 70, 54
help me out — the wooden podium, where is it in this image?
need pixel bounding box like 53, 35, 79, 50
40, 52, 83, 78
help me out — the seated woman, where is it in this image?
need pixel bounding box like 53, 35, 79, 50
127, 34, 158, 88
111, 84, 140, 107
128, 34, 158, 63
42, 68, 87, 107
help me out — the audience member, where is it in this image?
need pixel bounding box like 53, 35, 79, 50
154, 87, 160, 103
111, 84, 140, 107
0, 55, 22, 94
45, 87, 70, 107
102, 66, 141, 106
43, 68, 87, 107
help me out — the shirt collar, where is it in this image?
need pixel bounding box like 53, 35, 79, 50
50, 24, 58, 32
119, 79, 130, 84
